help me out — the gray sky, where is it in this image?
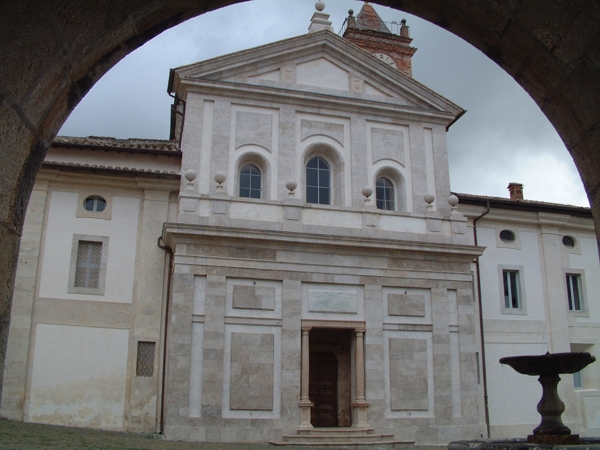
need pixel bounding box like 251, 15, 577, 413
59, 0, 589, 207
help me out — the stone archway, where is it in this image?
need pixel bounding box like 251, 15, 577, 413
1, 0, 599, 395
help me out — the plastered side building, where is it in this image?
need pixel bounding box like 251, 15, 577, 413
2, 3, 599, 445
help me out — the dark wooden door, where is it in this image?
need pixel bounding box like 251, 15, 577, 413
309, 352, 338, 427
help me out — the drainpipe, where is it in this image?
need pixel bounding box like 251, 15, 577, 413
473, 201, 490, 438
157, 235, 174, 435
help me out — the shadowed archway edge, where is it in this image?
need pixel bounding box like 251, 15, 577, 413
1, 0, 599, 396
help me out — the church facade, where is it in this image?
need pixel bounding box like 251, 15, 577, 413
2, 3, 599, 445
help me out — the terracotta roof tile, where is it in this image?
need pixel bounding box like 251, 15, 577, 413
53, 136, 180, 153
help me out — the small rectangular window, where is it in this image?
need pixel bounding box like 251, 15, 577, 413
503, 270, 520, 309
573, 370, 583, 389
136, 342, 155, 377
75, 241, 102, 288
566, 274, 583, 311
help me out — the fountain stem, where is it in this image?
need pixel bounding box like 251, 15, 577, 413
534, 374, 570, 436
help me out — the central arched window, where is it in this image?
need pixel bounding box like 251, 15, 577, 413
306, 156, 330, 204
239, 164, 262, 198
376, 177, 395, 210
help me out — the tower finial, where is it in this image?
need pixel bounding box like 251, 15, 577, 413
308, 1, 333, 33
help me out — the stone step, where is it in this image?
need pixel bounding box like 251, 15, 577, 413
297, 427, 375, 436
271, 430, 414, 446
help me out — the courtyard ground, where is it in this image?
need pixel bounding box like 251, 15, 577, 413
0, 418, 441, 450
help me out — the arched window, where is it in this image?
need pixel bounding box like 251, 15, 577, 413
84, 196, 106, 212
306, 156, 330, 204
239, 164, 262, 198
376, 177, 395, 210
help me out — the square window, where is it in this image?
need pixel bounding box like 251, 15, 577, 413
566, 274, 583, 311
68, 235, 109, 295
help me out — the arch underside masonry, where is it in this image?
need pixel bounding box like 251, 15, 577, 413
1, 0, 600, 396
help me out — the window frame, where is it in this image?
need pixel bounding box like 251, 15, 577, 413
76, 191, 113, 220
305, 155, 331, 205
238, 163, 262, 199
498, 265, 527, 315
375, 177, 395, 211
68, 234, 109, 295
495, 227, 521, 250
565, 270, 588, 316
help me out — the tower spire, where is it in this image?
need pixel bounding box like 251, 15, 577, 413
343, 2, 417, 76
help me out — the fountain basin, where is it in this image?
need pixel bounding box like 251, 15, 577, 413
499, 352, 596, 377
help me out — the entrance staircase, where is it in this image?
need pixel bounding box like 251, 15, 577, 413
270, 427, 415, 446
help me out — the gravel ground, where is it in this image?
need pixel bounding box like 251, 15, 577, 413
0, 418, 443, 450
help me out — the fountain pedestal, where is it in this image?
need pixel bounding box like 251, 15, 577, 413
499, 352, 596, 445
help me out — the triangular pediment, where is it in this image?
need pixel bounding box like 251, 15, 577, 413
170, 31, 464, 118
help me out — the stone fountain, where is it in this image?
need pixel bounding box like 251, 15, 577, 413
449, 352, 599, 450
500, 352, 595, 444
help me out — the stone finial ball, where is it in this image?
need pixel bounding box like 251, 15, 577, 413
362, 186, 374, 198
424, 193, 435, 204
448, 194, 459, 207
286, 180, 297, 192
401, 19, 407, 24
348, 9, 354, 16
214, 172, 226, 184
315, 1, 325, 12
184, 169, 197, 182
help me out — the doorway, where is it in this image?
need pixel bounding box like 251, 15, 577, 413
308, 328, 352, 427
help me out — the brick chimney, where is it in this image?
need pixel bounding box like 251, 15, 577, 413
507, 182, 524, 201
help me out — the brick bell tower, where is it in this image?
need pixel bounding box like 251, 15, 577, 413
342, 2, 417, 77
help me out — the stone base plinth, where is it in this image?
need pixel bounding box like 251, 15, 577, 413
449, 437, 600, 450
528, 434, 580, 445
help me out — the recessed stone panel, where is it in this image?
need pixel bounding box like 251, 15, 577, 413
308, 289, 358, 313
301, 119, 344, 145
388, 293, 426, 317
372, 127, 404, 165
229, 332, 274, 411
235, 111, 273, 151
232, 285, 275, 310
389, 338, 428, 411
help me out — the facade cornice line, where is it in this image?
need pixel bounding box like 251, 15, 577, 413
162, 223, 484, 258
181, 79, 457, 125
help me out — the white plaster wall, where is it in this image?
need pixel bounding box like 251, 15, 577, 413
477, 227, 545, 320
568, 236, 600, 323
39, 191, 139, 303
486, 342, 546, 428
28, 324, 129, 429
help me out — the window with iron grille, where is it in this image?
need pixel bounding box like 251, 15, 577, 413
68, 235, 108, 295
136, 342, 155, 377
75, 241, 102, 288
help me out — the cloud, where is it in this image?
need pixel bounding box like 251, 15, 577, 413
59, 0, 589, 207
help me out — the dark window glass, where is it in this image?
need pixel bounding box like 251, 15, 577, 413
136, 342, 155, 377
562, 236, 576, 248
499, 230, 515, 243
239, 164, 261, 199
566, 274, 582, 311
376, 177, 395, 210
503, 270, 520, 309
84, 196, 106, 212
306, 157, 330, 204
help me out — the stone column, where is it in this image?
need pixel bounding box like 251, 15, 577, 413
298, 326, 313, 430
351, 327, 370, 428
